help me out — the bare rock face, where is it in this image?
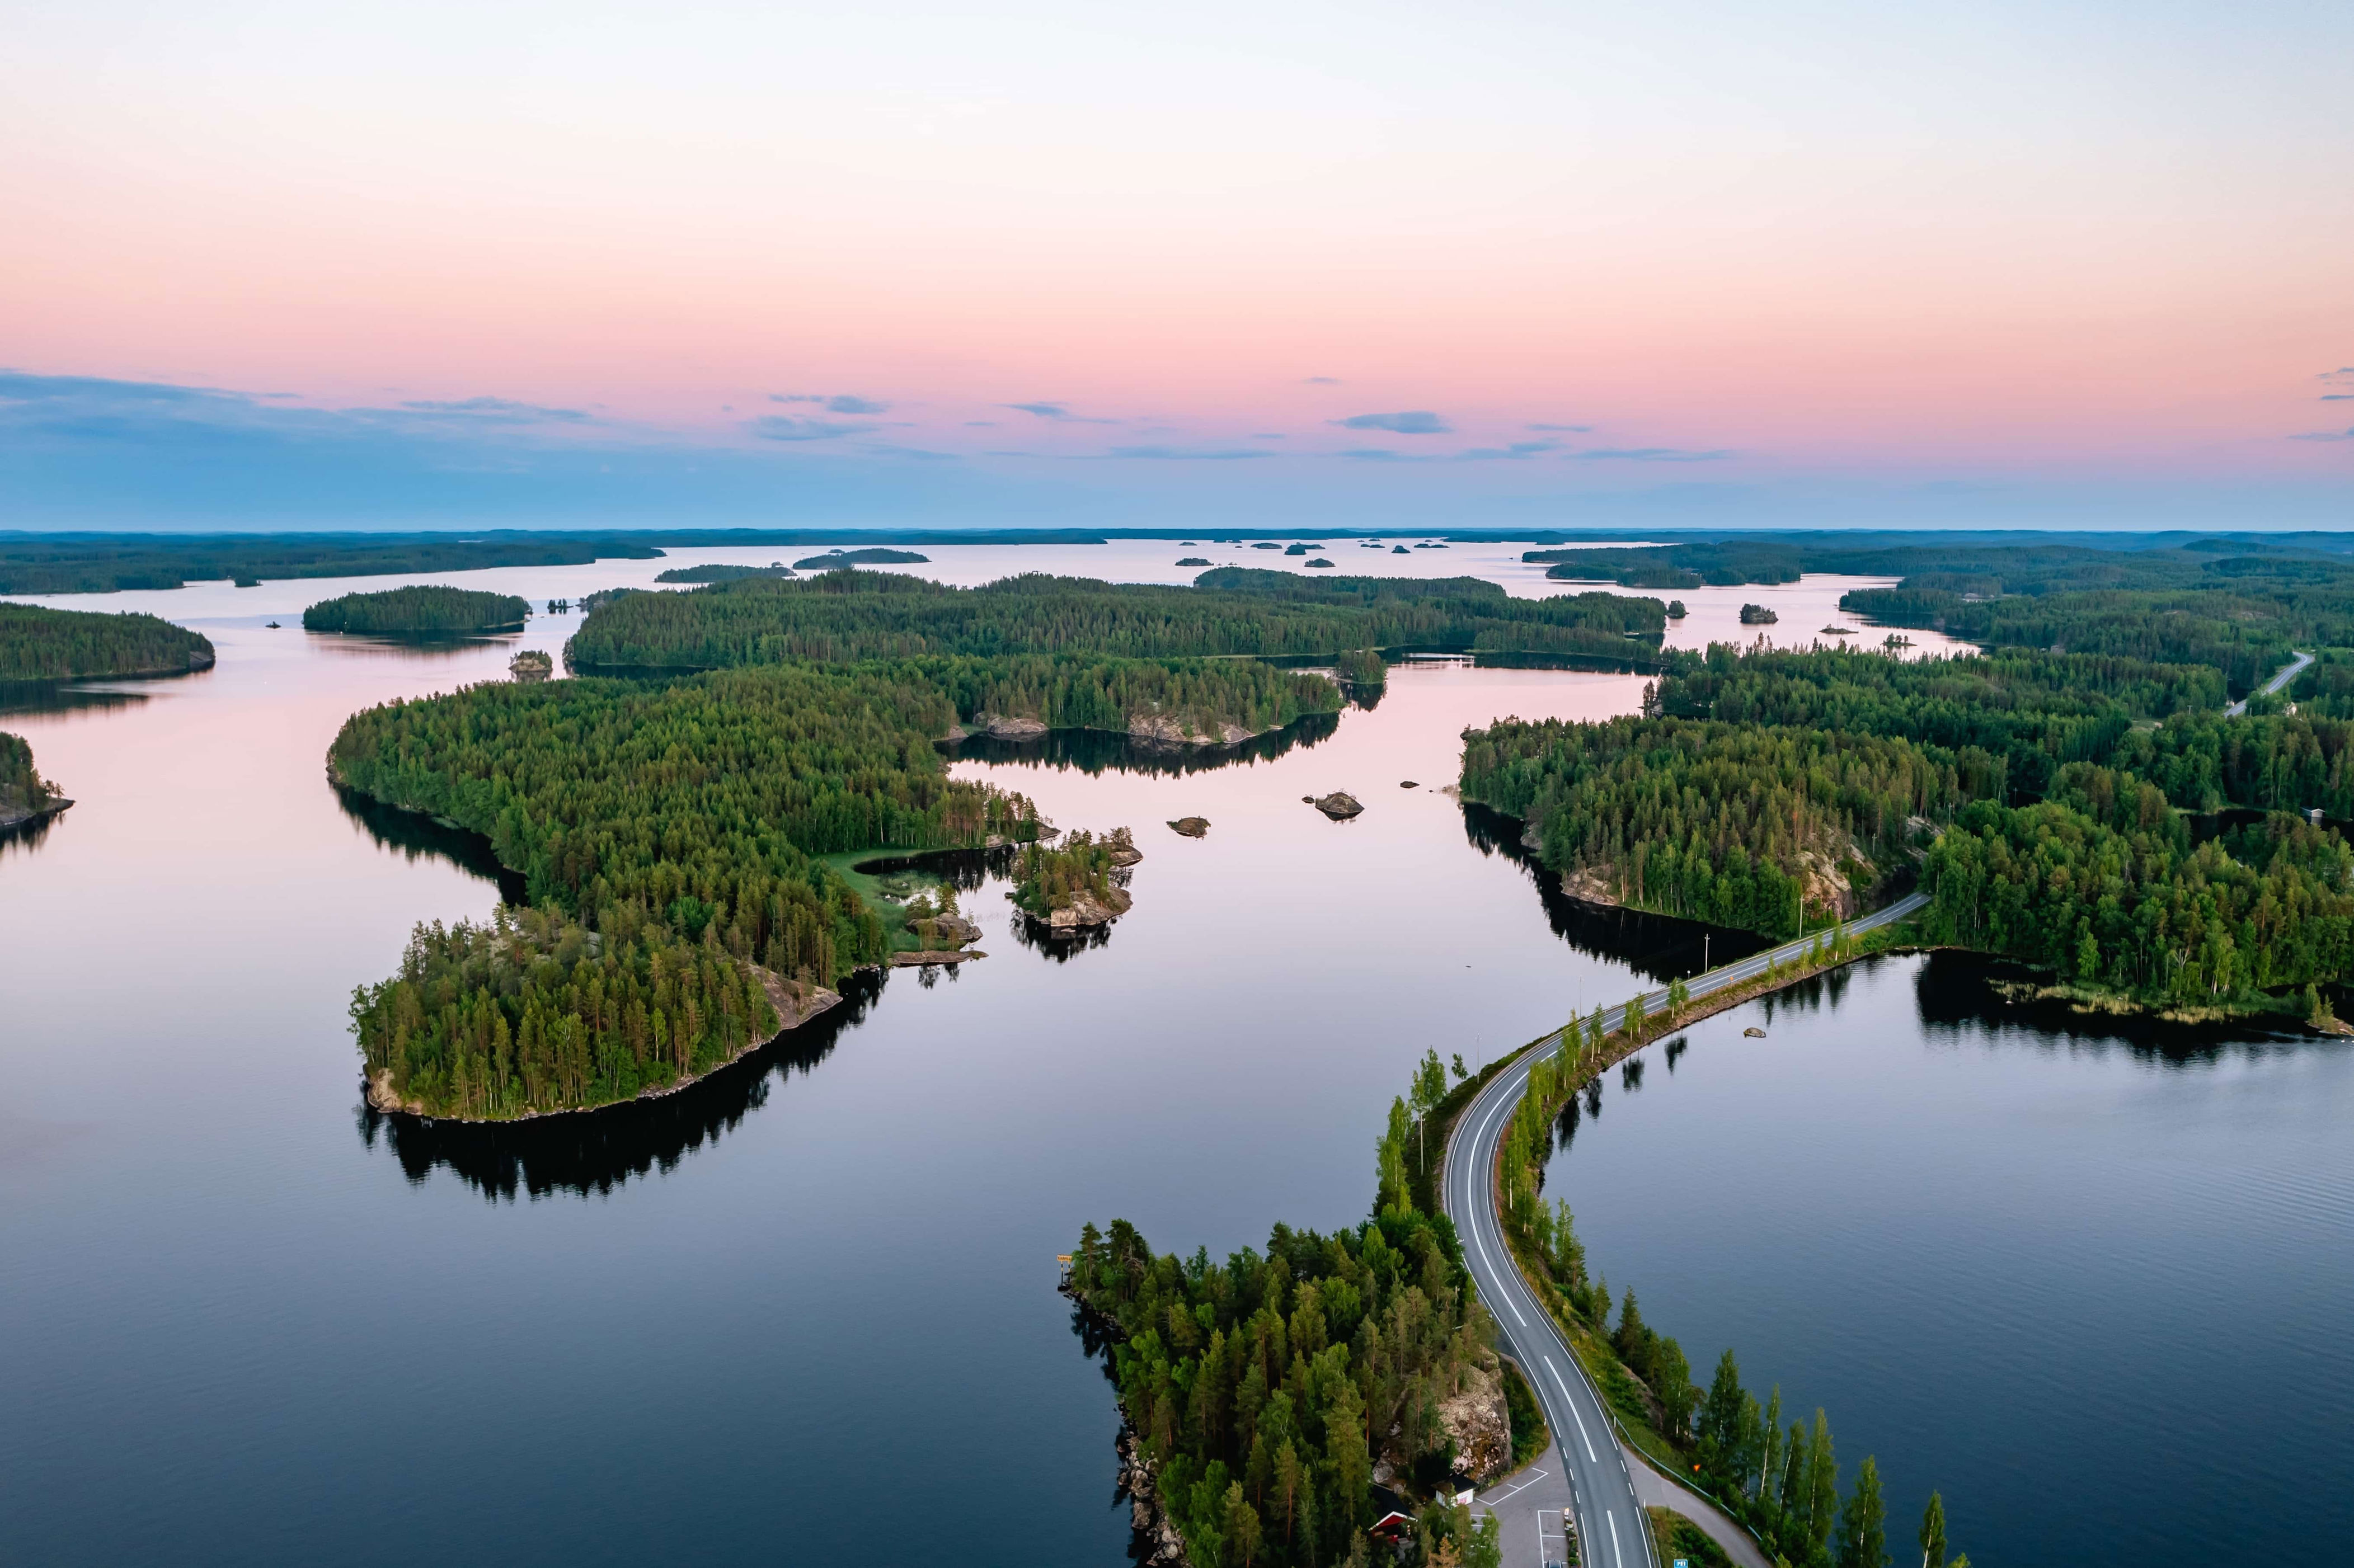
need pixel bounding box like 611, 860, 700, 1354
981, 714, 1049, 740
1117, 1431, 1190, 1568
1306, 791, 1364, 820
1129, 711, 1261, 747
889, 949, 985, 966
1167, 817, 1210, 838
906, 912, 983, 948
1437, 1359, 1512, 1485
1561, 866, 1619, 906
1103, 826, 1143, 866
1044, 884, 1134, 930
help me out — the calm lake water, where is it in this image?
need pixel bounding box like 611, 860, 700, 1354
1, 547, 2333, 1566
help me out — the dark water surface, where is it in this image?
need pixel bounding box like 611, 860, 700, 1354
1543, 955, 2354, 1566
0, 557, 2338, 1566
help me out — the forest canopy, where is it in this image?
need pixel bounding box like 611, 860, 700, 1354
561, 569, 1666, 672
1067, 1208, 1496, 1568
0, 602, 215, 680
1466, 640, 2354, 1009
302, 585, 532, 634
332, 662, 1047, 1117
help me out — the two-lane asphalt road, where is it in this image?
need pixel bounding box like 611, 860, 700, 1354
1442, 891, 1929, 1567
2225, 649, 2312, 717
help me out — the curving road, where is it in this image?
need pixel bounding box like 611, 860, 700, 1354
1443, 890, 1929, 1567
2225, 649, 2312, 717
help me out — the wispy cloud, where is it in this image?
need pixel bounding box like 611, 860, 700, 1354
773, 393, 892, 414
862, 442, 959, 460
1526, 422, 1592, 432
1572, 446, 1732, 462
0, 370, 219, 403
1304, 376, 1341, 384
2290, 426, 2354, 442
1334, 410, 1450, 434
1103, 445, 1270, 460
1456, 440, 1561, 460
394, 396, 590, 423
1005, 401, 1119, 423
743, 415, 878, 441
1338, 447, 1430, 462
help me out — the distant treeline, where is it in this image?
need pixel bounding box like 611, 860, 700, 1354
302, 585, 532, 634
0, 532, 665, 595
0, 602, 215, 680
1526, 536, 2354, 699
1, 731, 64, 822
563, 568, 1665, 671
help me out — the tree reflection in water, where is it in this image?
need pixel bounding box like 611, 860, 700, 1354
356, 969, 881, 1200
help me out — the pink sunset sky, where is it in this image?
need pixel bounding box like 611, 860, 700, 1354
3, 0, 2348, 529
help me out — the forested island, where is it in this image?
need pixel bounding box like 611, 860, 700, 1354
332, 664, 1045, 1117
1464, 639, 2354, 1018
333, 567, 1678, 1117
794, 547, 931, 568
561, 568, 1665, 672
654, 563, 797, 583
1012, 829, 1136, 930
1, 732, 69, 831
302, 585, 532, 634
0, 602, 215, 680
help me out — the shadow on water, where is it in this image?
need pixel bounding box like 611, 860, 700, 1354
1913, 949, 2319, 1065
0, 811, 64, 861
0, 680, 154, 719
308, 630, 523, 661
356, 969, 884, 1200
1007, 906, 1115, 962
1460, 799, 1771, 982
334, 784, 528, 902
947, 710, 1340, 778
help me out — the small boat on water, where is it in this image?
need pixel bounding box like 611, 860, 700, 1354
265, 620, 281, 628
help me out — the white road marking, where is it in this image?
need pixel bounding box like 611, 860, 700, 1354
1468, 1096, 1525, 1325
1607, 1508, 1623, 1568
1543, 1356, 1599, 1462
1480, 1468, 1547, 1504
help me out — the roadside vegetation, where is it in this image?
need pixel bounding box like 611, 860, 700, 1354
0, 602, 215, 680
302, 585, 531, 633
1481, 996, 1968, 1568
1069, 1121, 1507, 1568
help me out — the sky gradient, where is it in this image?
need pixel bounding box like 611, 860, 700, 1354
3, 0, 2349, 530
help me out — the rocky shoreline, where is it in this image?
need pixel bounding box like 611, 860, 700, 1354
947, 710, 1300, 748
0, 797, 73, 834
